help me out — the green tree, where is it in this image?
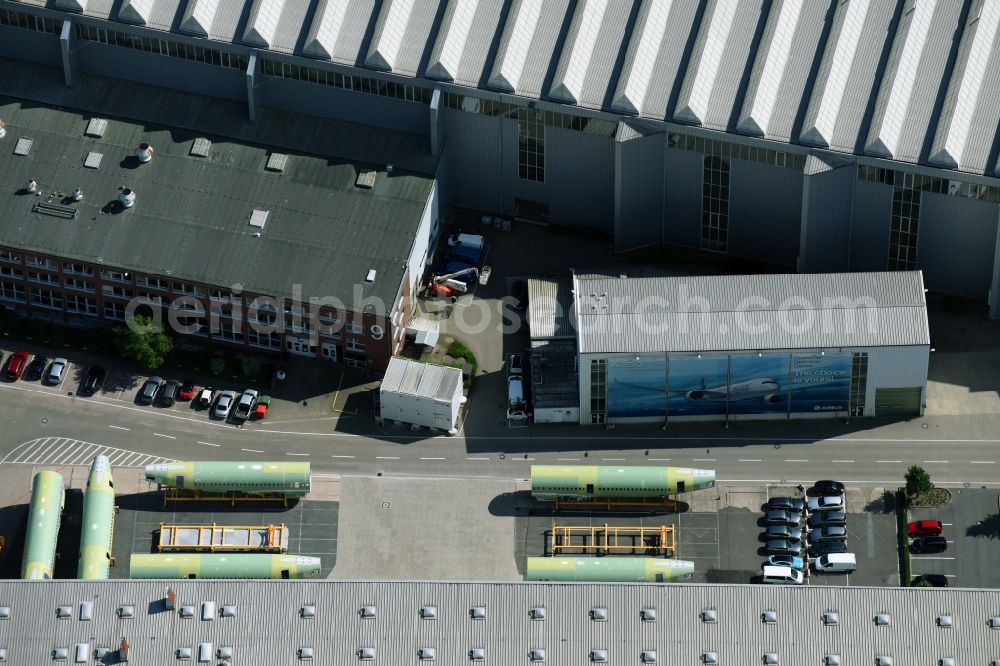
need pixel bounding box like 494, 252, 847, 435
905, 465, 933, 498
113, 314, 173, 370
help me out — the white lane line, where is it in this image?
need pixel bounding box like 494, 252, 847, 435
647, 458, 671, 461
877, 460, 902, 463
831, 460, 855, 463
739, 459, 762, 462
330, 455, 355, 459
108, 425, 130, 431
969, 460, 995, 464
197, 441, 220, 447
241, 448, 264, 453
557, 458, 581, 461
287, 452, 310, 457
910, 556, 955, 560
3, 385, 32, 392
375, 456, 400, 460
420, 457, 446, 460
467, 457, 490, 461
153, 433, 176, 439
693, 458, 716, 462
68, 443, 101, 466
312, 473, 341, 479
923, 460, 949, 464
602, 458, 627, 461
785, 459, 809, 462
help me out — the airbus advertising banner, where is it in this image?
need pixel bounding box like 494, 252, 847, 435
603, 352, 852, 418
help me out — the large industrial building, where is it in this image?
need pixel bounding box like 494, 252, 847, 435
0, 580, 997, 664
0, 0, 998, 314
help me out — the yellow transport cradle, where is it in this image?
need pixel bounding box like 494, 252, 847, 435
158, 523, 288, 553
549, 522, 676, 557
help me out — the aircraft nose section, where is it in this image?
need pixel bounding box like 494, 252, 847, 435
692, 468, 716, 490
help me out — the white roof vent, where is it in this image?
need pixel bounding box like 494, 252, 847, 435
217, 646, 233, 660
641, 607, 656, 622
875, 613, 891, 626
529, 649, 545, 662
469, 648, 485, 661
75, 644, 89, 663
940, 658, 955, 666
298, 647, 314, 660
385, 163, 394, 173
875, 657, 892, 666
52, 647, 69, 661
220, 605, 236, 618
418, 647, 436, 660
178, 605, 194, 619
420, 606, 437, 619
84, 152, 103, 169
703, 651, 718, 664
359, 605, 376, 618
14, 137, 32, 156
200, 602, 214, 621
356, 170, 377, 189
470, 606, 486, 620
825, 656, 840, 666
937, 614, 952, 628
590, 607, 607, 621
300, 605, 316, 619
641, 650, 657, 663
197, 643, 212, 663
701, 609, 717, 623
190, 138, 211, 157
358, 647, 375, 660
118, 187, 136, 208
762, 610, 778, 624
56, 606, 72, 619
79, 602, 93, 621
117, 605, 134, 619
365, 269, 377, 282
823, 612, 839, 625
266, 153, 288, 172
175, 647, 192, 660
590, 649, 608, 662
249, 209, 269, 229
0, 647, 6, 660
136, 143, 154, 162
85, 118, 107, 138
0, 607, 9, 620
764, 653, 779, 665
530, 607, 546, 620
990, 616, 1000, 629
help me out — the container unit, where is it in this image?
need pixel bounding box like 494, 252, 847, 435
526, 557, 695, 582
78, 455, 116, 580
144, 462, 311, 496
530, 465, 716, 501
21, 470, 66, 580
379, 357, 465, 433
129, 553, 321, 579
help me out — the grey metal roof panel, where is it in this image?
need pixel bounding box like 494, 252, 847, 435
179, 0, 247, 41
53, 0, 115, 18
117, 0, 186, 30
865, 0, 963, 163
242, 0, 312, 52
736, 0, 832, 141
799, 0, 896, 152
673, 0, 767, 130
928, 0, 1000, 174
487, 0, 572, 98
574, 271, 929, 354
611, 0, 700, 118
364, 0, 441, 76
1, 580, 999, 664
0, 96, 433, 311
382, 358, 462, 400
527, 277, 575, 339
548, 0, 633, 109
424, 0, 505, 86
301, 0, 375, 62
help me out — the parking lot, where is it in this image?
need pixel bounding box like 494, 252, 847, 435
906, 488, 1000, 589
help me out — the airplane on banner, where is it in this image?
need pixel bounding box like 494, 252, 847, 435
612, 377, 783, 403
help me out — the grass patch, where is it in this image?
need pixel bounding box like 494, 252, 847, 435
907, 487, 951, 507
447, 340, 478, 375
895, 488, 912, 587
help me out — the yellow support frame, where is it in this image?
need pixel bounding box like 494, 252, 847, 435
160, 488, 289, 508
157, 522, 287, 553
549, 521, 676, 557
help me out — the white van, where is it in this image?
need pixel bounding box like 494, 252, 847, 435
813, 553, 856, 573
508, 375, 524, 408
761, 565, 804, 585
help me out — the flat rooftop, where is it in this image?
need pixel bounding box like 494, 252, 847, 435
0, 66, 436, 310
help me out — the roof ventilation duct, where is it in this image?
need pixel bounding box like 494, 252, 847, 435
135, 143, 154, 163
71, 188, 84, 202
118, 187, 136, 208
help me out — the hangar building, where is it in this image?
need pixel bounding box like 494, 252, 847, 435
0, 0, 997, 314
574, 270, 931, 424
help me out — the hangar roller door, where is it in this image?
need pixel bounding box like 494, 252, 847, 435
874, 388, 922, 417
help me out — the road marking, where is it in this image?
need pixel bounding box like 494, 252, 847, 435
287, 452, 309, 457
738, 459, 762, 462
3, 385, 32, 392
467, 457, 490, 461
693, 458, 716, 462
197, 441, 220, 447
923, 460, 949, 464
910, 556, 955, 560
153, 433, 176, 439
969, 460, 995, 464
831, 460, 855, 463
330, 455, 356, 459
1, 437, 174, 467
557, 458, 581, 461
376, 456, 400, 460
785, 459, 808, 462
108, 425, 130, 431
602, 458, 627, 461
876, 460, 902, 463
420, 457, 446, 460
647, 458, 671, 461
241, 448, 263, 453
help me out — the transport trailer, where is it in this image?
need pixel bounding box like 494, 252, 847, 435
530, 465, 716, 501
526, 556, 695, 582
22, 470, 65, 580
129, 553, 321, 579
158, 523, 288, 552
78, 455, 117, 579
145, 461, 311, 497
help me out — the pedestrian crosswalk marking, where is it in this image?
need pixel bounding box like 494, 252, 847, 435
2, 437, 176, 468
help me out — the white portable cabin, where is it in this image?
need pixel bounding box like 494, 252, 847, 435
380, 358, 465, 434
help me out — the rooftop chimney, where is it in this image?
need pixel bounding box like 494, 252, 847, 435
25, 179, 37, 194
118, 187, 136, 208
136, 143, 154, 163
71, 188, 84, 201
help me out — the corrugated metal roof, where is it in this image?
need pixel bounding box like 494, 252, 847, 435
548, 0, 632, 109
425, 0, 505, 86
575, 271, 930, 354
381, 357, 462, 401
799, 0, 896, 152
488, 0, 572, 98
928, 0, 1000, 171
0, 580, 998, 664
528, 277, 575, 339
242, 0, 313, 52
302, 0, 376, 63
611, 0, 689, 117
179, 0, 247, 41
117, 0, 185, 30
365, 0, 442, 76
53, 0, 116, 17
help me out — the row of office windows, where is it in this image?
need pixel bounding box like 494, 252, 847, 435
74, 24, 249, 70
857, 165, 1000, 203
0, 9, 62, 34
259, 59, 433, 104
669, 132, 808, 172
441, 93, 618, 138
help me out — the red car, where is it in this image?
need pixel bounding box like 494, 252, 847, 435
178, 380, 196, 401
4, 350, 29, 381
907, 520, 943, 538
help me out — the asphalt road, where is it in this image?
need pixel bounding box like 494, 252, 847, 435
2, 380, 999, 489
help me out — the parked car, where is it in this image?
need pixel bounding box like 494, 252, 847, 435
159, 380, 180, 407
813, 553, 857, 573
767, 554, 805, 571
807, 495, 845, 512
809, 526, 848, 542
213, 390, 238, 420
764, 510, 800, 527
4, 350, 30, 381
765, 539, 802, 556
808, 511, 847, 528
233, 389, 259, 421
46, 358, 68, 385
253, 395, 272, 420
508, 354, 523, 376
912, 574, 949, 587
24, 355, 48, 381
195, 387, 215, 410
138, 376, 164, 405
910, 536, 947, 554
761, 565, 803, 585
765, 525, 802, 541
178, 380, 196, 401
808, 540, 848, 557
908, 520, 944, 538
767, 497, 805, 514
813, 480, 846, 496
80, 365, 106, 396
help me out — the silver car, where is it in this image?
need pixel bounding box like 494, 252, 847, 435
213, 390, 239, 420
807, 495, 845, 512
46, 357, 68, 385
